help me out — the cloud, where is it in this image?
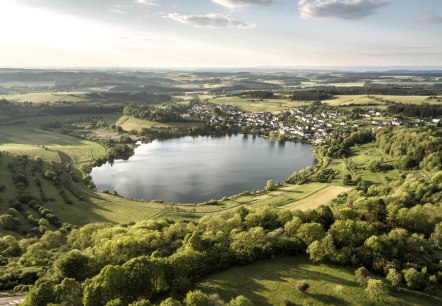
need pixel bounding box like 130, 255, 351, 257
119, 36, 175, 42
212, 0, 276, 9
299, 0, 391, 20
413, 11, 442, 24
166, 13, 256, 29
110, 5, 125, 14
134, 0, 158, 6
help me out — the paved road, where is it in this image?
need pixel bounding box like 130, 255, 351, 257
0, 294, 26, 305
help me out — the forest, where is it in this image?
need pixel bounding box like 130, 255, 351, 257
0, 127, 441, 305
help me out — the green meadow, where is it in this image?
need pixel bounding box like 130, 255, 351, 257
197, 256, 442, 306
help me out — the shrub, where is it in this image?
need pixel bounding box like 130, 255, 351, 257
297, 281, 310, 292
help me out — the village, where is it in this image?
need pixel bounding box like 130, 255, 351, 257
184, 102, 441, 143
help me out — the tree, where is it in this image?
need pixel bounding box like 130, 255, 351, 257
0, 235, 21, 257
386, 268, 402, 289
129, 300, 152, 306
106, 299, 124, 306
55, 250, 94, 281
364, 279, 386, 303
184, 290, 222, 306
403, 268, 426, 289
0, 214, 20, 231
265, 180, 277, 191
229, 296, 253, 306
355, 267, 369, 286
22, 280, 56, 306
318, 206, 335, 230
306, 240, 325, 263
54, 278, 82, 306
431, 222, 442, 247
83, 265, 126, 306
231, 227, 269, 262
159, 298, 182, 306
343, 174, 352, 185
296, 223, 325, 245
284, 217, 303, 236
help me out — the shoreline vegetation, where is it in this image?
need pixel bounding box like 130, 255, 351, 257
0, 69, 441, 305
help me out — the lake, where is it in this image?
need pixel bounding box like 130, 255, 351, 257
91, 134, 315, 203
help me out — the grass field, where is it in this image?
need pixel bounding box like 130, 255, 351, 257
283, 185, 351, 211
0, 92, 90, 103
0, 114, 119, 163
371, 95, 441, 104
323, 95, 441, 109
209, 96, 310, 114
323, 95, 382, 106
197, 256, 442, 306
116, 116, 204, 132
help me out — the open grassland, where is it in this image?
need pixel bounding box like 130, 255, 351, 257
208, 96, 310, 114
323, 95, 382, 106
116, 115, 203, 132
197, 256, 442, 306
0, 92, 90, 103
0, 114, 119, 162
324, 142, 401, 186
371, 95, 441, 104
346, 143, 400, 184
324, 95, 441, 109
283, 185, 351, 211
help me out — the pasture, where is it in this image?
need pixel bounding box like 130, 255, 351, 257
283, 185, 351, 211
209, 96, 310, 114
0, 92, 90, 104
116, 115, 203, 132
197, 256, 442, 306
0, 114, 118, 162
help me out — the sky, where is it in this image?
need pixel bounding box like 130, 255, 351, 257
1, 0, 441, 68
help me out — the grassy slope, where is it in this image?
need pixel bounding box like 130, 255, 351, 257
0, 114, 119, 162
323, 95, 380, 106
197, 256, 442, 306
208, 96, 310, 114
116, 115, 203, 132
0, 102, 427, 228
0, 92, 90, 103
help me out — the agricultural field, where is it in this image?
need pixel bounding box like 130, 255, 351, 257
371, 95, 441, 104
116, 115, 204, 132
283, 185, 351, 211
197, 256, 442, 306
208, 96, 310, 114
0, 114, 119, 162
323, 95, 381, 106
0, 92, 90, 103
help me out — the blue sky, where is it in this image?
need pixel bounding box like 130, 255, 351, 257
1, 0, 441, 67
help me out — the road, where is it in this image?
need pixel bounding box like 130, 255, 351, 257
0, 294, 26, 305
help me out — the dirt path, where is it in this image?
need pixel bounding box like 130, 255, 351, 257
57, 150, 73, 164
0, 294, 26, 305
283, 185, 351, 211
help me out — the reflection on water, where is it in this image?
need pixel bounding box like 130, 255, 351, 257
91, 134, 315, 203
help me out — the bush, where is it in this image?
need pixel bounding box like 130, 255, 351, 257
364, 279, 386, 302
403, 268, 426, 289
297, 281, 309, 292
386, 268, 402, 289
0, 214, 21, 231
355, 267, 369, 286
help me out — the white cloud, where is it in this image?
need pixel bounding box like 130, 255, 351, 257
299, 0, 391, 20
413, 11, 442, 24
134, 0, 158, 6
212, 0, 276, 9
110, 4, 126, 14
166, 13, 256, 29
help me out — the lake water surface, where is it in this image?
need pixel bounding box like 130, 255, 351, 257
91, 135, 315, 203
